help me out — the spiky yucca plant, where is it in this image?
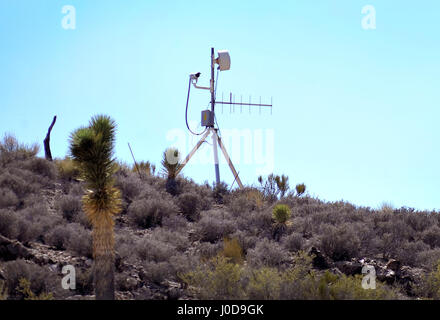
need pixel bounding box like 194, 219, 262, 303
69, 115, 121, 300
161, 147, 181, 196
295, 183, 306, 196
272, 204, 291, 241
275, 174, 289, 198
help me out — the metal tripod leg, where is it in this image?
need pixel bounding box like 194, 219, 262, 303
176, 128, 211, 176
215, 131, 244, 189
212, 129, 221, 185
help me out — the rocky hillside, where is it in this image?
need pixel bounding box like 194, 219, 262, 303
1, 135, 440, 300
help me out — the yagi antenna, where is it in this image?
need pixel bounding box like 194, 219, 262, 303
219, 93, 273, 115
179, 47, 274, 189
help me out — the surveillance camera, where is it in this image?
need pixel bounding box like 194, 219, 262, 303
190, 72, 201, 79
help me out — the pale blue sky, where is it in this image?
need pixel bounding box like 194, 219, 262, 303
0, 1, 439, 210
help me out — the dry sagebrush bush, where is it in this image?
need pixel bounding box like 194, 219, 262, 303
44, 223, 92, 257
128, 197, 178, 229
0, 188, 19, 209
0, 133, 39, 166
319, 224, 361, 261
195, 210, 237, 243
22, 158, 56, 179
0, 171, 37, 199
282, 232, 305, 252
3, 260, 57, 300
55, 157, 81, 181
222, 237, 244, 264
177, 192, 201, 222
247, 238, 290, 268
56, 194, 82, 222
114, 171, 142, 201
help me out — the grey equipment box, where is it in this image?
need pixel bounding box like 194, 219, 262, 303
201, 110, 214, 127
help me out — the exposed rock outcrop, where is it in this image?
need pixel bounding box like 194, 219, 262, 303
0, 235, 31, 261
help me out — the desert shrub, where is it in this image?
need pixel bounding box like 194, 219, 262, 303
177, 178, 213, 211
239, 210, 273, 236
151, 228, 189, 252
290, 216, 313, 238
415, 260, 440, 299
0, 133, 39, 166
229, 230, 259, 254
212, 182, 229, 204
55, 157, 81, 180
257, 174, 279, 203
416, 249, 440, 270
0, 171, 36, 199
0, 209, 18, 238
247, 238, 289, 268
404, 211, 433, 233
272, 204, 291, 224
141, 261, 173, 285
161, 214, 188, 232
128, 198, 178, 229
67, 223, 92, 258
3, 260, 55, 299
16, 278, 53, 300
396, 240, 430, 267
180, 255, 245, 299
278, 252, 399, 300
222, 237, 244, 264
228, 189, 262, 216
73, 210, 91, 229
195, 187, 213, 211
182, 250, 400, 300
115, 172, 142, 201
75, 268, 94, 295
115, 232, 137, 262
14, 219, 41, 244
141, 254, 196, 286
136, 237, 176, 263
246, 267, 282, 299
422, 226, 440, 249
320, 224, 361, 261
12, 204, 58, 244
44, 223, 91, 256
67, 183, 84, 197
134, 160, 156, 176
0, 188, 19, 208
195, 210, 236, 243
22, 158, 56, 179
177, 192, 200, 221
198, 242, 223, 260
169, 254, 198, 280
245, 189, 265, 211
56, 195, 82, 221
378, 202, 394, 214
44, 224, 71, 250
312, 271, 399, 300
282, 232, 305, 252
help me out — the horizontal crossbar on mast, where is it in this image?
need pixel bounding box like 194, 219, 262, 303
215, 101, 272, 107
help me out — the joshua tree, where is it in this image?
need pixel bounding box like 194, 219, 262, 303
275, 174, 289, 198
69, 115, 121, 300
272, 204, 291, 241
161, 147, 181, 196
295, 183, 306, 196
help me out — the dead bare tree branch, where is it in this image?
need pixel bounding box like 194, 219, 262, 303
44, 115, 57, 161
